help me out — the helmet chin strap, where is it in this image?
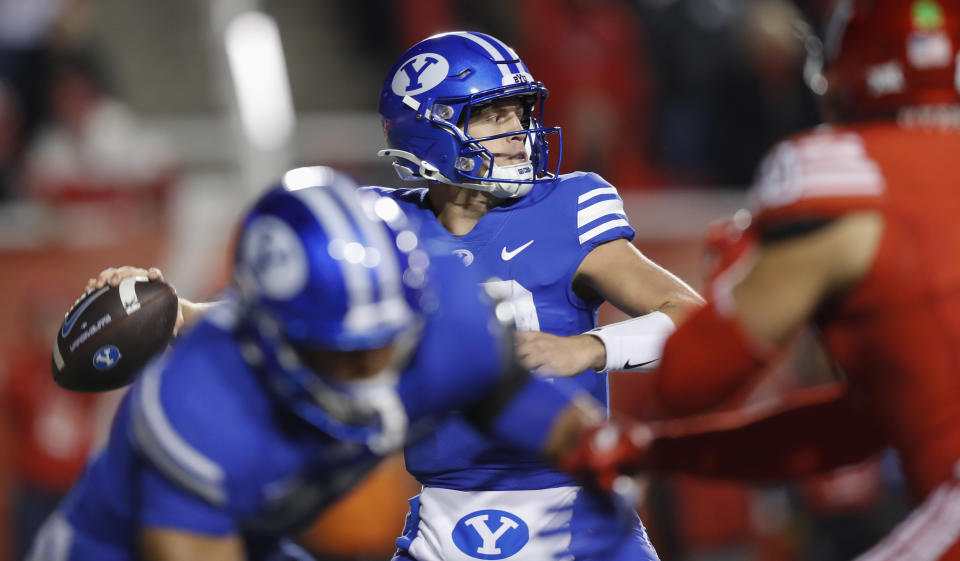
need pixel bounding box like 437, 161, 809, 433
471, 160, 535, 198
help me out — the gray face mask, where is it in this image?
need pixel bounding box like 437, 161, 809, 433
378, 129, 538, 199
292, 327, 419, 454
310, 371, 408, 454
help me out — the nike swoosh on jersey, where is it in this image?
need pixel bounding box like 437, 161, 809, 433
501, 240, 534, 261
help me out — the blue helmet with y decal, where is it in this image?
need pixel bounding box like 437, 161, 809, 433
378, 31, 562, 198
234, 166, 431, 452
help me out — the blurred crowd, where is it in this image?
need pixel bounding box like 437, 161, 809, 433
0, 2, 180, 559
0, 0, 178, 204
0, 1, 914, 561
0, 0, 834, 204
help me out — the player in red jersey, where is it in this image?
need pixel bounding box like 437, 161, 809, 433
561, 0, 960, 559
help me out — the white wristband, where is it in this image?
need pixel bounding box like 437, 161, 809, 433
587, 311, 676, 372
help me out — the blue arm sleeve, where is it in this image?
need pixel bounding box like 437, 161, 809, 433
473, 372, 579, 453
138, 461, 237, 536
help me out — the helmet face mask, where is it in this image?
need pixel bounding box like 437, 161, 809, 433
233, 167, 430, 451
457, 94, 545, 195
379, 31, 563, 198
242, 313, 413, 454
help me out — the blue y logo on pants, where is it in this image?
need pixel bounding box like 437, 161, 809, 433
452, 509, 529, 559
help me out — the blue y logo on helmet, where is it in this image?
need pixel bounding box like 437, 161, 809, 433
242, 215, 308, 301
452, 509, 529, 559
391, 53, 450, 96
92, 345, 121, 371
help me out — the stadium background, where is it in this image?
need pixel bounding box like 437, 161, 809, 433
0, 1, 911, 560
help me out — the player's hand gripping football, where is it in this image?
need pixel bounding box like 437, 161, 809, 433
515, 331, 606, 377
86, 266, 185, 336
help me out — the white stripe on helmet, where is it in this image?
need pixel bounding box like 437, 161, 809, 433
328, 186, 413, 329
441, 31, 528, 85
294, 187, 376, 333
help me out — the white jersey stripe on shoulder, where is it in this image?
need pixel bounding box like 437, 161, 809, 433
796, 139, 867, 160
796, 131, 864, 147
751, 132, 885, 211
577, 199, 626, 228
801, 162, 883, 177
801, 177, 885, 196
295, 187, 375, 330
133, 362, 226, 505
579, 219, 630, 245
578, 187, 618, 204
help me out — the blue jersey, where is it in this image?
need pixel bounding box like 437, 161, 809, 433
41, 253, 574, 561
372, 172, 635, 491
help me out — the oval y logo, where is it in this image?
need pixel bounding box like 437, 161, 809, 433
241, 216, 308, 300
391, 53, 449, 96
452, 509, 528, 560
93, 345, 122, 371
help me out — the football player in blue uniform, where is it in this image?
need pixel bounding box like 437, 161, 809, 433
376, 32, 703, 561
27, 168, 639, 561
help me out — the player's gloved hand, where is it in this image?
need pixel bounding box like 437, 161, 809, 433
558, 420, 653, 494
515, 331, 606, 377
84, 266, 185, 336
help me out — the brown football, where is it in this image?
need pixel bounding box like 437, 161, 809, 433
52, 277, 178, 392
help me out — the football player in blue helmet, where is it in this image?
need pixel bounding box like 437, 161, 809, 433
376, 32, 704, 561
30, 167, 646, 561
378, 31, 560, 199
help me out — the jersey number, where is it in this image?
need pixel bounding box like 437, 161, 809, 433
482, 279, 540, 332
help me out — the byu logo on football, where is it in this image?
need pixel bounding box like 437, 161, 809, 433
391, 53, 450, 96
452, 509, 529, 559
92, 345, 121, 371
